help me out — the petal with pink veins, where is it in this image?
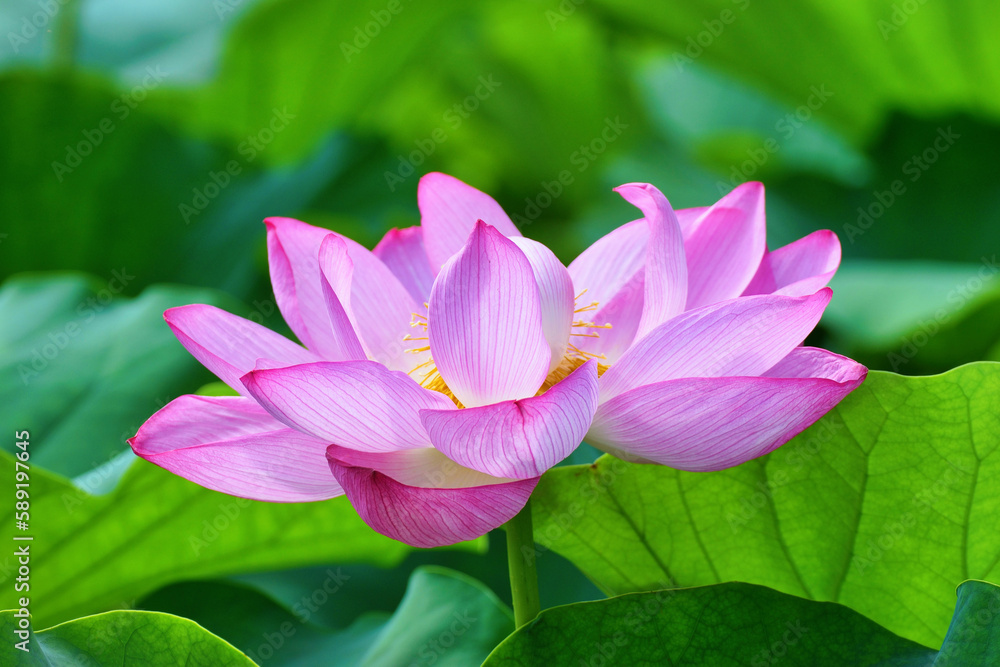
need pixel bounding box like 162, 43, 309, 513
428, 222, 550, 408
335, 232, 426, 372
581, 270, 645, 364
587, 355, 866, 471
129, 395, 342, 502
420, 359, 599, 479
744, 230, 841, 297
165, 304, 320, 395
418, 172, 521, 272
373, 226, 436, 304
599, 290, 832, 402
327, 445, 513, 489
327, 446, 537, 548
510, 237, 575, 371
614, 183, 688, 340
318, 235, 367, 362
266, 217, 346, 359
267, 217, 422, 372
567, 218, 646, 308
683, 181, 767, 310
242, 361, 456, 452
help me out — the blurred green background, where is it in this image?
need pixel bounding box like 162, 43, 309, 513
2, 0, 999, 662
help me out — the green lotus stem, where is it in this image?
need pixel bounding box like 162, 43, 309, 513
506, 499, 541, 628
54, 0, 81, 68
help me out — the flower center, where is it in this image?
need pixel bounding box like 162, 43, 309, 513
405, 291, 610, 409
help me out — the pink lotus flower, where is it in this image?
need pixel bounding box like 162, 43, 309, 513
130, 173, 865, 548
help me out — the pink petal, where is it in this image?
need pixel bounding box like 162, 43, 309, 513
266, 217, 345, 359
567, 218, 646, 309
333, 231, 425, 372
165, 304, 320, 396
373, 226, 436, 304
318, 235, 367, 362
763, 346, 865, 381
428, 222, 550, 408
420, 359, 599, 479
744, 230, 842, 297
614, 183, 688, 340
418, 172, 522, 273
267, 217, 423, 372
327, 445, 510, 488
510, 237, 575, 371
328, 450, 537, 548
599, 290, 832, 402
587, 358, 866, 471
129, 395, 342, 502
242, 361, 456, 452
683, 181, 767, 310
676, 206, 710, 237
580, 270, 645, 363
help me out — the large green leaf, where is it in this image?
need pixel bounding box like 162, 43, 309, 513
142, 0, 634, 202
0, 609, 254, 666
0, 452, 481, 628
143, 567, 513, 666
594, 0, 1000, 141
531, 363, 1000, 647
485, 580, 1000, 666
0, 72, 348, 295
0, 274, 238, 477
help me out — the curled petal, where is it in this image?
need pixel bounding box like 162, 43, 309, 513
420, 360, 599, 479
129, 395, 341, 502
418, 172, 521, 272
165, 304, 320, 395
614, 183, 688, 339
242, 361, 456, 452
428, 222, 550, 408
328, 449, 537, 548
